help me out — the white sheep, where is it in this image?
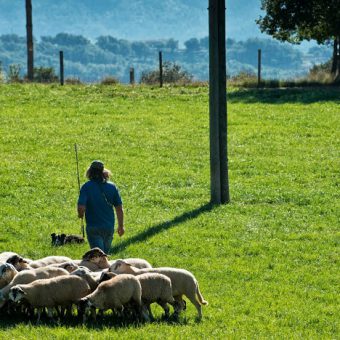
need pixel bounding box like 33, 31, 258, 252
109, 258, 152, 270
98, 271, 174, 320
80, 274, 143, 322
29, 256, 73, 268
0, 263, 18, 289
9, 275, 91, 322
110, 260, 208, 320
47, 262, 79, 273
0, 266, 69, 309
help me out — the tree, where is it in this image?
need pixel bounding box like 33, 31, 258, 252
256, 0, 340, 80
25, 0, 34, 81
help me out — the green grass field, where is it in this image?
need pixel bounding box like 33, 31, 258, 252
0, 84, 339, 339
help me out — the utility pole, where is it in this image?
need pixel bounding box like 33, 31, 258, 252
25, 0, 34, 81
209, 0, 230, 204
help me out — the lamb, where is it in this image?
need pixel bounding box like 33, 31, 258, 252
99, 271, 174, 320
0, 263, 18, 289
110, 260, 208, 320
29, 256, 73, 268
109, 258, 152, 270
80, 274, 143, 322
0, 266, 69, 308
9, 275, 91, 322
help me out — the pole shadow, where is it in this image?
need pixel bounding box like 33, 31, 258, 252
109, 202, 215, 255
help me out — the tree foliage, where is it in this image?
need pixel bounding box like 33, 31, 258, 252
257, 0, 340, 78
257, 0, 340, 44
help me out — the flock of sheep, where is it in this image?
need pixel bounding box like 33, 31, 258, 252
0, 248, 208, 324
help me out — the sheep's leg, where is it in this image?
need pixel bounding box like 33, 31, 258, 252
141, 304, 151, 322
157, 301, 170, 319
172, 295, 185, 316
185, 292, 202, 320
90, 306, 97, 321
36, 308, 42, 324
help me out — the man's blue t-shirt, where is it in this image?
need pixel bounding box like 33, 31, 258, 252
78, 180, 122, 229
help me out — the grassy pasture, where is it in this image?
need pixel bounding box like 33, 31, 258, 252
0, 84, 339, 339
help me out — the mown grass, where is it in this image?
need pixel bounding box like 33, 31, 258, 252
0, 84, 339, 339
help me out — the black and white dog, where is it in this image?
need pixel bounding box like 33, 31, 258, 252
51, 233, 85, 246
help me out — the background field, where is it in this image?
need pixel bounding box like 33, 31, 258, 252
0, 84, 339, 338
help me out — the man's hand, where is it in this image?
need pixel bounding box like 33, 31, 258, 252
78, 205, 86, 218
117, 225, 125, 237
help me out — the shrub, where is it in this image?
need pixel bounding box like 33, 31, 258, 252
33, 67, 58, 83
8, 64, 21, 83
65, 77, 82, 85
140, 61, 193, 85
306, 59, 334, 84
100, 76, 119, 85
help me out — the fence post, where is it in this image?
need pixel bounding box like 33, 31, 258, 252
59, 51, 64, 86
159, 51, 163, 87
130, 67, 135, 85
258, 49, 262, 87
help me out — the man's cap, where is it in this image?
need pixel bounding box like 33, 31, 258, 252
90, 160, 104, 171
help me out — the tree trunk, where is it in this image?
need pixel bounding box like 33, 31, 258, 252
336, 37, 340, 82
26, 0, 34, 81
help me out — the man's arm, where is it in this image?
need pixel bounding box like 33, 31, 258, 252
78, 205, 86, 218
115, 205, 125, 237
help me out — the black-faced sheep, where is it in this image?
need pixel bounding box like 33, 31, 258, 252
73, 247, 111, 272
9, 275, 91, 322
110, 260, 208, 320
0, 266, 69, 309
6, 255, 31, 271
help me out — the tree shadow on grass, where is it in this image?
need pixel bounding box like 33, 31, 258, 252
109, 202, 215, 255
228, 87, 340, 104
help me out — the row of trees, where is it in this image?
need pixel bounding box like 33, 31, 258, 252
1, 33, 327, 82
4, 0, 339, 82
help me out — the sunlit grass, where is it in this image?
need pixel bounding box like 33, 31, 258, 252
0, 84, 339, 338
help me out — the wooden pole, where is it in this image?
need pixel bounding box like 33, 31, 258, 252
258, 49, 262, 87
159, 51, 163, 88
130, 67, 135, 85
209, 0, 230, 204
25, 0, 34, 81
59, 51, 64, 86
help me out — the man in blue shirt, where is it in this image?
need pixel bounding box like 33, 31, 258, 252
77, 160, 124, 253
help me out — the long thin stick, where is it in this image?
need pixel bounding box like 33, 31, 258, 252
75, 143, 85, 238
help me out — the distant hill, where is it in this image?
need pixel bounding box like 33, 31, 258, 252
0, 0, 264, 43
